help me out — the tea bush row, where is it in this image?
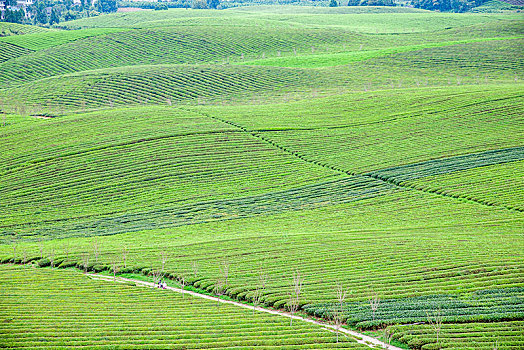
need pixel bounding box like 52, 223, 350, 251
0, 265, 368, 349
0, 25, 359, 88
0, 28, 128, 51
2, 188, 522, 307
304, 287, 524, 329
0, 64, 316, 113
406, 160, 524, 211
0, 42, 32, 64
388, 321, 524, 349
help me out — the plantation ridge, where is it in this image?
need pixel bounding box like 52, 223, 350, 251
0, 3, 523, 349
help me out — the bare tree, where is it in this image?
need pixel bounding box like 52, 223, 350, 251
333, 282, 348, 343
160, 250, 168, 274
369, 290, 380, 321
49, 248, 55, 268
220, 259, 230, 286
192, 261, 198, 279
214, 277, 225, 308
152, 269, 162, 285
252, 286, 262, 315
258, 266, 268, 289
252, 267, 267, 315
63, 243, 70, 259
93, 239, 100, 263
383, 328, 392, 348
22, 250, 27, 265
111, 256, 119, 281
81, 252, 90, 273
122, 246, 129, 269
287, 269, 303, 326
426, 309, 443, 346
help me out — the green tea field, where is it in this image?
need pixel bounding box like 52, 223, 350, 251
0, 5, 523, 350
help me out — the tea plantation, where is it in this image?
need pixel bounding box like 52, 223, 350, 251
0, 5, 522, 349
0, 265, 370, 349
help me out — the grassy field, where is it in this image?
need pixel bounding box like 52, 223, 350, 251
0, 5, 523, 349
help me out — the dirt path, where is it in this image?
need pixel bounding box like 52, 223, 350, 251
88, 273, 403, 350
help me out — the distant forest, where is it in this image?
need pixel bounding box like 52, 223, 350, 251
0, 0, 512, 26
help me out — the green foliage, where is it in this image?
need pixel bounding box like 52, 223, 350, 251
0, 64, 315, 110
3, 9, 25, 24
207, 0, 220, 9
412, 0, 489, 12
367, 147, 524, 181
57, 260, 77, 268
49, 8, 60, 25
37, 258, 51, 267
154, 3, 168, 10
329, 0, 339, 7
96, 0, 117, 13
237, 37, 521, 68
33, 1, 49, 24
0, 24, 364, 87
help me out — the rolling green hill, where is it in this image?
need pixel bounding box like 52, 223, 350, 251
0, 5, 522, 350
0, 27, 129, 51
0, 22, 52, 36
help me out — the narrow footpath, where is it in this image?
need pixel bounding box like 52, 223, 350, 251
88, 273, 403, 350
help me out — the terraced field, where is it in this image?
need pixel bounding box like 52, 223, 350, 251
2, 188, 522, 304
0, 42, 32, 63
0, 25, 360, 88
0, 5, 523, 350
389, 322, 524, 349
198, 85, 523, 174
306, 287, 524, 328
0, 22, 51, 36
0, 107, 340, 234
0, 64, 318, 113
406, 160, 524, 211
0, 27, 129, 51
0, 265, 369, 349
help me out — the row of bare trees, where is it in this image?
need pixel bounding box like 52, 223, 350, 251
287, 269, 303, 326
8, 241, 449, 346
